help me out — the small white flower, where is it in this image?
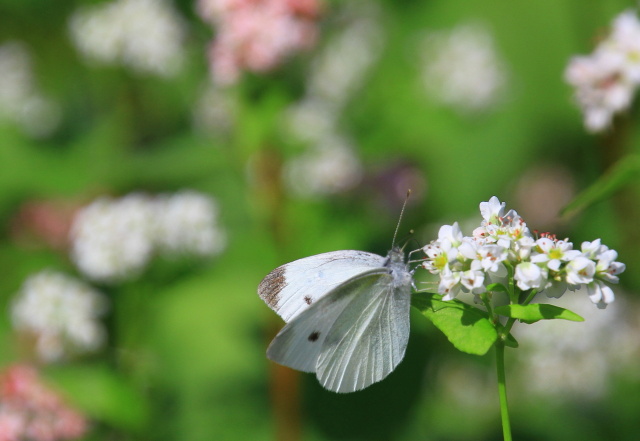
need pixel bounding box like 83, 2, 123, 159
460, 269, 485, 294
70, 194, 156, 282
580, 239, 608, 259
422, 240, 456, 273
477, 244, 508, 274
479, 196, 506, 225
565, 256, 596, 286
284, 136, 363, 197
11, 271, 107, 362
153, 191, 226, 257
513, 235, 535, 260
565, 9, 640, 132
439, 266, 463, 300
69, 0, 187, 77
437, 222, 464, 249
514, 262, 547, 291
0, 42, 61, 137
586, 280, 616, 308
531, 237, 581, 270
420, 22, 508, 112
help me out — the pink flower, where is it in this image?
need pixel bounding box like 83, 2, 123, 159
0, 365, 88, 441
198, 0, 322, 85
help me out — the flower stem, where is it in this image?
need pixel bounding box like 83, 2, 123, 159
495, 340, 513, 441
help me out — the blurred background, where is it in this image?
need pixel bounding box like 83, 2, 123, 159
1, 0, 639, 440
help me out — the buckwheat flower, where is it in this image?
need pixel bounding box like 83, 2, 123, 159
585, 280, 616, 308
514, 262, 548, 291
513, 235, 535, 261
565, 52, 633, 132
479, 196, 506, 225
198, 0, 321, 85
307, 4, 384, 109
565, 256, 596, 286
152, 191, 226, 257
564, 9, 640, 132
420, 22, 508, 113
476, 244, 508, 274
531, 237, 581, 270
460, 269, 485, 294
437, 222, 464, 249
422, 241, 455, 274
70, 194, 156, 282
11, 271, 107, 362
606, 10, 640, 83
580, 239, 608, 260
0, 42, 61, 137
69, 0, 187, 77
0, 365, 88, 440
439, 266, 463, 300
284, 135, 363, 197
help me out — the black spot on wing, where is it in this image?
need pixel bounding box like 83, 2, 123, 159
304, 296, 312, 305
308, 331, 320, 342
258, 266, 287, 309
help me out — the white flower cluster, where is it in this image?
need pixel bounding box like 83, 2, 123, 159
421, 197, 625, 308
565, 9, 640, 132
68, 0, 186, 77
0, 42, 61, 137
70, 191, 226, 282
420, 22, 508, 113
283, 3, 384, 197
11, 271, 107, 362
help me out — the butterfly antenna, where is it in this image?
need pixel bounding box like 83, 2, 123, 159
392, 189, 411, 249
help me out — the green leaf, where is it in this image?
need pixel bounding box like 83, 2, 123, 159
44, 364, 149, 431
561, 154, 640, 218
494, 304, 584, 323
412, 292, 498, 356
485, 283, 508, 293
503, 332, 519, 348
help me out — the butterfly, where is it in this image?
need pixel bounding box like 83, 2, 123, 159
258, 246, 414, 393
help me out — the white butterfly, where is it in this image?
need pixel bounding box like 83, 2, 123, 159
258, 247, 414, 393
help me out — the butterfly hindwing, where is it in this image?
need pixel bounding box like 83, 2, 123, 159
316, 273, 411, 393
258, 251, 387, 322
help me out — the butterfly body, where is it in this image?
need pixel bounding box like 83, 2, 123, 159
258, 247, 413, 393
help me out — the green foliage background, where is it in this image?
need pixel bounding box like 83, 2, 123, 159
1, 0, 639, 440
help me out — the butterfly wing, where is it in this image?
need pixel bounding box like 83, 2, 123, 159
316, 273, 412, 393
266, 269, 388, 373
258, 251, 386, 322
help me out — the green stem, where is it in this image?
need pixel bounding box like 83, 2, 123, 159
495, 341, 513, 441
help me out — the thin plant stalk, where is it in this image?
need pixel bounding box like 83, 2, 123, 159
495, 340, 512, 441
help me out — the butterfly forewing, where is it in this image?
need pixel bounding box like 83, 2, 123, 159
316, 273, 411, 393
258, 251, 387, 322
266, 269, 389, 373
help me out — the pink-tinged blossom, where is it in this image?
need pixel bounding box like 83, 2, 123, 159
0, 365, 88, 441
565, 9, 640, 132
197, 0, 322, 85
